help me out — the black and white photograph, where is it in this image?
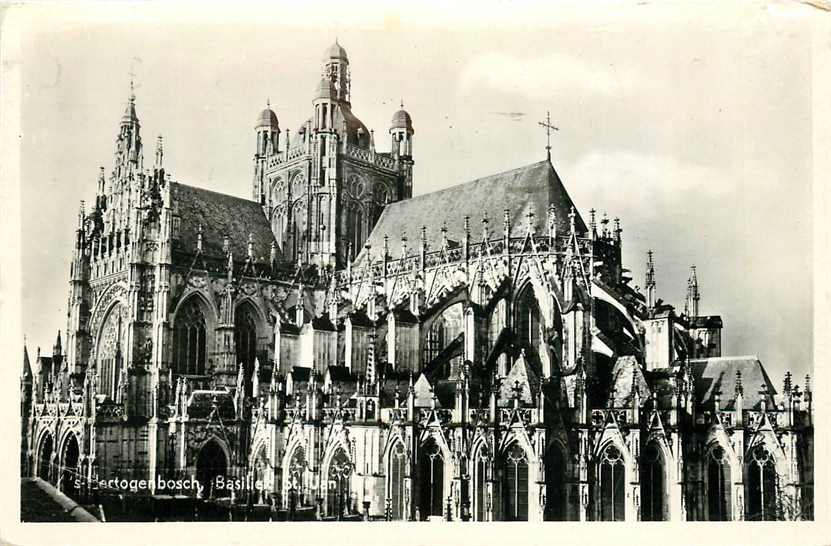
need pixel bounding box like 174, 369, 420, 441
1, 1, 828, 544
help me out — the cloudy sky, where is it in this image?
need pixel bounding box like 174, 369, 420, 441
10, 2, 815, 384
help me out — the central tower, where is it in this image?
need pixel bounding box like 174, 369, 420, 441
253, 42, 415, 269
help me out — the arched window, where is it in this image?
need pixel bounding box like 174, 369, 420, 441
418, 439, 444, 519
196, 440, 227, 499
597, 445, 626, 521
326, 448, 352, 518
707, 445, 732, 521
544, 444, 566, 521
97, 302, 125, 399
287, 446, 307, 509
488, 298, 507, 353
61, 434, 80, 499
38, 433, 53, 482
515, 285, 541, 361
172, 299, 207, 376
388, 442, 406, 520
474, 445, 490, 521
235, 303, 258, 386
501, 443, 530, 521
640, 441, 666, 521
746, 445, 778, 521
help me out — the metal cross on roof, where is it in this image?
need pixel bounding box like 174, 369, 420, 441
538, 111, 559, 161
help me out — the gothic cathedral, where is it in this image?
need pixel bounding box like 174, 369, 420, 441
21, 42, 813, 522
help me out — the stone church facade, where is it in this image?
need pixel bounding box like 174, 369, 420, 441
21, 42, 813, 522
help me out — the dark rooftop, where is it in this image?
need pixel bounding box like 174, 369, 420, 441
359, 160, 586, 261
171, 182, 284, 263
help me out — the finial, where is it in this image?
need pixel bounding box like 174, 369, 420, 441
400, 98, 404, 109
526, 207, 535, 235
735, 369, 744, 396
196, 223, 203, 252
784, 371, 793, 394
266, 98, 270, 109
537, 110, 558, 161
463, 215, 470, 237
223, 235, 230, 254
569, 206, 576, 234
420, 225, 427, 245
589, 208, 596, 233
503, 208, 511, 235
248, 232, 254, 260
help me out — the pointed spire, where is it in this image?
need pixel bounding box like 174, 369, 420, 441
247, 232, 255, 260
155, 135, 164, 168
481, 212, 490, 242
689, 265, 700, 317
784, 371, 793, 395
645, 250, 656, 309
589, 208, 597, 237
525, 206, 535, 236
503, 208, 511, 238
196, 223, 203, 253
569, 206, 576, 235
22, 340, 32, 380
54, 330, 62, 356
223, 235, 230, 254
252, 357, 260, 398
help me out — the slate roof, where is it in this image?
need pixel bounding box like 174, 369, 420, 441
690, 356, 777, 411
170, 182, 284, 263
359, 160, 586, 260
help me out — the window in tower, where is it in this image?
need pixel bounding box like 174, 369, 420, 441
707, 445, 732, 521
746, 445, 778, 521
172, 298, 207, 376
640, 441, 667, 521
418, 439, 444, 519
597, 444, 625, 521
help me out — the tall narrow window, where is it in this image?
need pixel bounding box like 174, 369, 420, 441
707, 445, 732, 521
97, 302, 125, 398
640, 442, 666, 521
475, 446, 490, 521
287, 446, 307, 509
388, 443, 406, 520
488, 298, 507, 353
501, 443, 529, 521
235, 303, 258, 389
418, 440, 444, 519
423, 303, 463, 366
747, 445, 778, 521
172, 299, 207, 376
598, 445, 626, 521
515, 285, 541, 361
544, 444, 566, 521
327, 448, 352, 518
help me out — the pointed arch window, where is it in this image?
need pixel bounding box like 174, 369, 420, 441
597, 444, 625, 521
97, 302, 125, 398
747, 445, 778, 521
515, 285, 541, 361
326, 448, 352, 518
640, 441, 666, 521
423, 303, 463, 367
287, 446, 307, 509
474, 445, 491, 521
418, 439, 444, 519
501, 443, 530, 521
388, 442, 406, 520
488, 298, 507, 353
173, 299, 207, 376
707, 445, 732, 521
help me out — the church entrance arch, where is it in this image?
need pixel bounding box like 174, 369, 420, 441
196, 440, 228, 499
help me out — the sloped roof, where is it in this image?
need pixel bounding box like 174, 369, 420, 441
690, 356, 777, 410
170, 182, 283, 263
359, 160, 586, 260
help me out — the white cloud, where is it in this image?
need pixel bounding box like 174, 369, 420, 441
458, 52, 640, 100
